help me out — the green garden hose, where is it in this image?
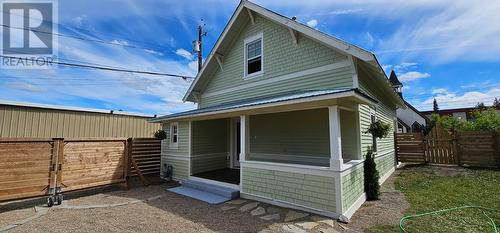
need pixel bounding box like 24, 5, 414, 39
399, 206, 499, 233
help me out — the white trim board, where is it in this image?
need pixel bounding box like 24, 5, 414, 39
342, 193, 366, 219
240, 192, 340, 219
190, 153, 228, 160
379, 167, 395, 185
241, 160, 334, 176
243, 32, 264, 79
162, 155, 190, 161
202, 60, 350, 98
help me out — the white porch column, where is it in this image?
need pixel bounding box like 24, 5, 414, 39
329, 106, 343, 170
240, 115, 249, 162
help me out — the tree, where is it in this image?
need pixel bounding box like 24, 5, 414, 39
493, 98, 500, 107
475, 102, 486, 110
429, 108, 499, 132
433, 98, 439, 112
364, 147, 380, 200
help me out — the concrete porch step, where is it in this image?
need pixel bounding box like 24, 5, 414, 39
167, 186, 231, 204
181, 179, 240, 199
167, 179, 240, 204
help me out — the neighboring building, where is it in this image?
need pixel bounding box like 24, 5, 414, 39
150, 1, 404, 220
388, 70, 428, 133
421, 106, 500, 121
0, 100, 160, 138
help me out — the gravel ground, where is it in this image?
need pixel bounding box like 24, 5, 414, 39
0, 208, 35, 227
1, 171, 408, 233
334, 169, 410, 233
3, 184, 288, 233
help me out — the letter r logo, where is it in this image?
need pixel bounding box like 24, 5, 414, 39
2, 2, 53, 55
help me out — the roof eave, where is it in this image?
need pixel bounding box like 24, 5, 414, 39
151, 89, 376, 123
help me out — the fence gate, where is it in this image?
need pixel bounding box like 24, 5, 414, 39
0, 139, 53, 202
395, 133, 426, 163
425, 125, 457, 164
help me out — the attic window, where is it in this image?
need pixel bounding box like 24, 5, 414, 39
244, 33, 263, 78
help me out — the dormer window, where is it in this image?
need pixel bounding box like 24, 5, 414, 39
244, 33, 263, 78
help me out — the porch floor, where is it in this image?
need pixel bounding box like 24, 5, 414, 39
193, 168, 240, 185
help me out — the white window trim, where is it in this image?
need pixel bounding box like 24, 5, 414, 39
170, 122, 179, 149
243, 32, 264, 79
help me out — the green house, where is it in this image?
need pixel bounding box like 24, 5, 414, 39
150, 0, 404, 220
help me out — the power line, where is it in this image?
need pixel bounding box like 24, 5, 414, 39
1, 9, 172, 53
0, 54, 195, 79
0, 24, 169, 54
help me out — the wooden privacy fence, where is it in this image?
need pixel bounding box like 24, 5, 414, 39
0, 137, 162, 203
394, 133, 426, 163
396, 127, 500, 168
128, 138, 162, 185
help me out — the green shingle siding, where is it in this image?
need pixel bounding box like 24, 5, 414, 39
199, 15, 351, 108
358, 104, 396, 157
161, 121, 190, 179
191, 119, 228, 154
342, 166, 364, 211
162, 157, 189, 180
248, 109, 330, 166
242, 167, 336, 212
191, 119, 229, 174
162, 122, 189, 156
376, 152, 395, 178
191, 153, 228, 174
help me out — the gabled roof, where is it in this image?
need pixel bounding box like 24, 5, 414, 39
403, 100, 429, 121
389, 70, 402, 86
183, 0, 382, 103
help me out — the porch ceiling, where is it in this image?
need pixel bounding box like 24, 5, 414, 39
150, 89, 376, 122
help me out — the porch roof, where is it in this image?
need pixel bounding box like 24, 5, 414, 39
150, 88, 376, 122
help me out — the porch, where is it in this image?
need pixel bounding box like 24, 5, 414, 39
158, 89, 376, 218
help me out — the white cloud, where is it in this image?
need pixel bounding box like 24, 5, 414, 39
394, 62, 417, 70
364, 32, 374, 46
413, 88, 500, 110
432, 88, 448, 94
329, 8, 363, 15
8, 82, 47, 93
110, 40, 129, 46
72, 14, 87, 26
398, 71, 431, 82
381, 64, 392, 72
144, 49, 164, 56
188, 60, 199, 73
306, 19, 318, 28
175, 48, 193, 60
376, 1, 500, 63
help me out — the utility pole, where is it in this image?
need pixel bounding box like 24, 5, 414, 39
193, 19, 207, 72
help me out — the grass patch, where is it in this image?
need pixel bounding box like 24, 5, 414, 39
366, 165, 500, 233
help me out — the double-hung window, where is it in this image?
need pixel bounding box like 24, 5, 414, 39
170, 122, 178, 148
244, 33, 263, 78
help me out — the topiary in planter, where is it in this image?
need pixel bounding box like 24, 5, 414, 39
364, 147, 380, 200
154, 129, 167, 140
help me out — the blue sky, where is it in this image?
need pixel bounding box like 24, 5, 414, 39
0, 0, 499, 115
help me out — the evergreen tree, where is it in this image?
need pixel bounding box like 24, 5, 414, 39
475, 102, 486, 110
493, 98, 500, 107
364, 147, 380, 200
433, 98, 439, 112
